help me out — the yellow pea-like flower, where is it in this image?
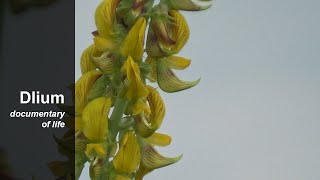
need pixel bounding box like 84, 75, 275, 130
75, 70, 102, 114
146, 10, 190, 57
120, 17, 147, 61
82, 97, 111, 142
95, 0, 120, 38
113, 131, 141, 174
121, 56, 149, 100
135, 86, 165, 137
168, 10, 190, 54
140, 143, 182, 170
80, 44, 102, 74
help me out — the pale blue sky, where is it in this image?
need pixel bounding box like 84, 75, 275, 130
76, 0, 320, 179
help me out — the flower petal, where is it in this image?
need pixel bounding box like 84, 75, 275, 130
80, 44, 101, 74
141, 143, 182, 169
75, 70, 102, 114
146, 27, 172, 57
82, 97, 111, 141
93, 36, 115, 51
113, 131, 141, 174
157, 59, 200, 92
134, 86, 165, 137
95, 0, 120, 37
166, 56, 191, 70
169, 10, 190, 53
121, 56, 149, 100
91, 52, 118, 75
120, 17, 147, 61
146, 133, 172, 147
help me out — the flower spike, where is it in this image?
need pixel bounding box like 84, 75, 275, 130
95, 0, 120, 37
72, 0, 212, 179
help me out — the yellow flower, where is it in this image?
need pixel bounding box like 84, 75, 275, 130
113, 131, 140, 174
146, 10, 190, 57
75, 70, 102, 114
82, 97, 111, 142
120, 17, 147, 61
80, 44, 102, 74
134, 86, 165, 137
94, 0, 120, 51
121, 56, 148, 100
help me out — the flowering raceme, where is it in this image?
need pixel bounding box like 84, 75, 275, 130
74, 0, 212, 179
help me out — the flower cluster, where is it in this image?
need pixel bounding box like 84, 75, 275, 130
75, 0, 212, 179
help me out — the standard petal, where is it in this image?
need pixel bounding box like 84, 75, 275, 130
95, 0, 120, 37
146, 133, 172, 147
169, 10, 190, 54
75, 116, 82, 132
120, 17, 147, 61
91, 52, 118, 75
157, 59, 200, 93
80, 44, 101, 74
113, 131, 141, 174
75, 70, 102, 114
82, 97, 111, 141
141, 143, 182, 169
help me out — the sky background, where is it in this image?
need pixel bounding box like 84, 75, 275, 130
76, 0, 320, 179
